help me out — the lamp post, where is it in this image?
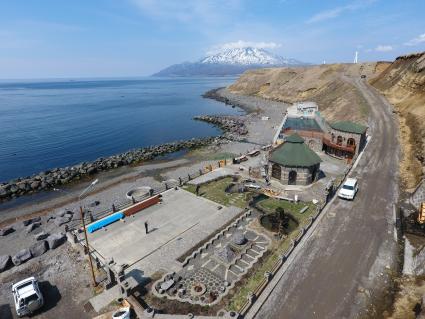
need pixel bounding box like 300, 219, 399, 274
79, 179, 99, 288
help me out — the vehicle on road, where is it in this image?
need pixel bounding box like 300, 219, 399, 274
112, 307, 131, 319
338, 178, 359, 200
12, 277, 44, 317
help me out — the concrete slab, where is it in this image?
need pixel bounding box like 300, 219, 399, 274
84, 188, 242, 281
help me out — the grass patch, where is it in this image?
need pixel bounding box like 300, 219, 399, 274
183, 177, 252, 208
256, 197, 316, 226
228, 197, 317, 311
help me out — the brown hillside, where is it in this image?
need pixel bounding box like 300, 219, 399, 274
370, 52, 425, 188
229, 62, 389, 124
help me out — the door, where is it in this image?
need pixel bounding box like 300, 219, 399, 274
288, 170, 297, 185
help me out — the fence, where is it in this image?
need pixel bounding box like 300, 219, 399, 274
68, 158, 234, 230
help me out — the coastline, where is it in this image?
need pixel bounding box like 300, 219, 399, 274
0, 86, 288, 226
0, 136, 226, 203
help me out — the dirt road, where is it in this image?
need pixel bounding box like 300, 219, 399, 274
251, 78, 400, 318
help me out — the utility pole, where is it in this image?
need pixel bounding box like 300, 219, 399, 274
80, 205, 97, 287
79, 179, 99, 287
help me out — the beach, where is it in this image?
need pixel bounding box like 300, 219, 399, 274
0, 87, 288, 226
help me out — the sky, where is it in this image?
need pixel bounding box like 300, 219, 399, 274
0, 0, 424, 79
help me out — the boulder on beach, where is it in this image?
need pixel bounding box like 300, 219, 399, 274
12, 249, 33, 266
26, 222, 41, 233
47, 233, 66, 249
34, 231, 49, 241
0, 255, 12, 272
30, 241, 48, 257
22, 216, 42, 226
54, 216, 72, 227
0, 226, 15, 236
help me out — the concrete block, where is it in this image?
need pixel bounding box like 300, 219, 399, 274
0, 226, 14, 236
12, 248, 32, 266
30, 241, 48, 257
47, 233, 66, 249
0, 255, 12, 272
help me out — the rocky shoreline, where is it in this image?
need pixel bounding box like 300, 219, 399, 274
193, 115, 248, 139
0, 86, 265, 203
0, 136, 227, 202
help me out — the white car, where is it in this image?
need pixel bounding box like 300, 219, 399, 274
112, 307, 131, 319
338, 178, 359, 200
12, 277, 44, 317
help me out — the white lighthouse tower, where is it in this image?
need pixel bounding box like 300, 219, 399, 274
354, 51, 358, 64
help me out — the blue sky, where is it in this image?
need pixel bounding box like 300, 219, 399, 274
0, 0, 424, 78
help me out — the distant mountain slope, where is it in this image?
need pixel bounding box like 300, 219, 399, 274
370, 52, 425, 188
153, 47, 307, 76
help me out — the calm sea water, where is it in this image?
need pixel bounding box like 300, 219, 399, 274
0, 77, 241, 182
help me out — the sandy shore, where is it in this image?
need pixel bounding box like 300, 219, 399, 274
0, 88, 289, 226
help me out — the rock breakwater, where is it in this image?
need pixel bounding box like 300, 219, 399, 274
0, 136, 224, 202
193, 115, 248, 139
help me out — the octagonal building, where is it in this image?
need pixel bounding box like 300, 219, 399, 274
268, 133, 322, 185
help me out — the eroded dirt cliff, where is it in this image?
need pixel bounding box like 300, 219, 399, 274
370, 52, 425, 189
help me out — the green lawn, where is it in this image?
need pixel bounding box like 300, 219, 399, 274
256, 196, 316, 226
228, 197, 317, 311
183, 177, 252, 208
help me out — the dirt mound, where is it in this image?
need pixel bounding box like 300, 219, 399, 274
370, 52, 425, 188
228, 62, 388, 124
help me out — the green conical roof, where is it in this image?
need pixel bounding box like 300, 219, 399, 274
285, 133, 304, 143
270, 134, 322, 167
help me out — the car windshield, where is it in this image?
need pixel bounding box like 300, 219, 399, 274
342, 185, 354, 190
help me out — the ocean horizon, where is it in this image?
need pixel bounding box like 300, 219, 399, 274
0, 77, 241, 182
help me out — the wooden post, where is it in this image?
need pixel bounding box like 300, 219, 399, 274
80, 206, 97, 287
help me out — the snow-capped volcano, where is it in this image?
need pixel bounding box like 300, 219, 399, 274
199, 47, 296, 66
153, 47, 307, 76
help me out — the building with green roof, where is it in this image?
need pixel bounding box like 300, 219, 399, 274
323, 120, 368, 161
330, 121, 367, 134
269, 133, 322, 185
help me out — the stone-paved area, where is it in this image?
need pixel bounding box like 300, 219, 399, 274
153, 210, 270, 306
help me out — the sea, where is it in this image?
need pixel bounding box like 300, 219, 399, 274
0, 77, 242, 183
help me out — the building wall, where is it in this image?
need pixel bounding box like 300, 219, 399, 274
269, 162, 320, 186
326, 128, 366, 156
303, 136, 323, 152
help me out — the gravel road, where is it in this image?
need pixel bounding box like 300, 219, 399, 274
250, 77, 400, 318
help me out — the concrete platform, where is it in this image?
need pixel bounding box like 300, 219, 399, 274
84, 188, 241, 282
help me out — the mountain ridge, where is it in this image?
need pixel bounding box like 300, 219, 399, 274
152, 47, 307, 77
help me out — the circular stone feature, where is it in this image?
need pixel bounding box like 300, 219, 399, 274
191, 283, 207, 296
126, 186, 152, 199
231, 231, 247, 245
